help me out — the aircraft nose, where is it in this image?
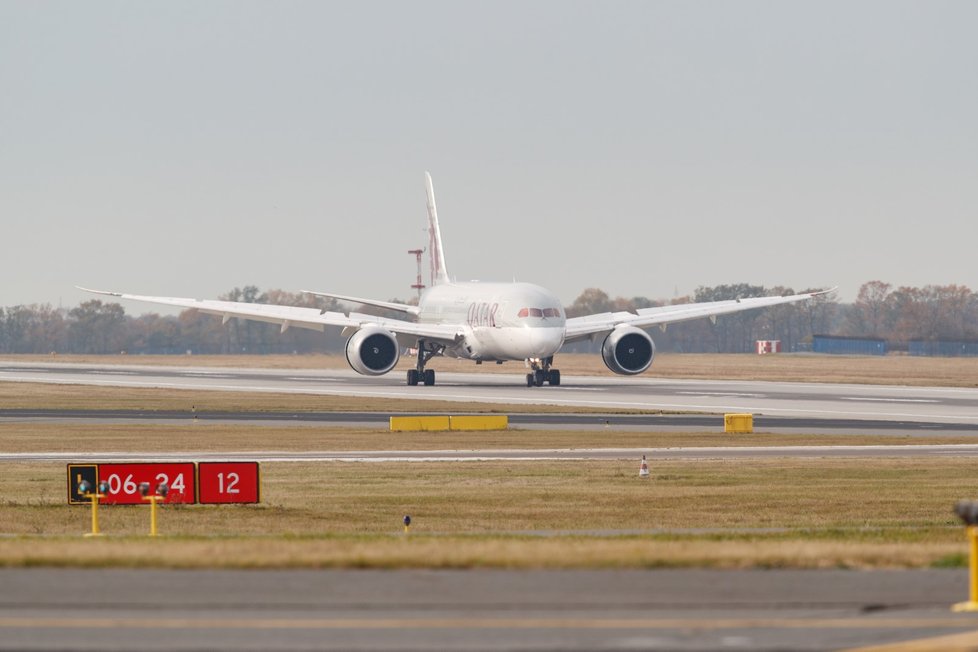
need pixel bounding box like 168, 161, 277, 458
528, 327, 564, 357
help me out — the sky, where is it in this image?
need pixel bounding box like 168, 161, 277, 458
2, 1, 976, 312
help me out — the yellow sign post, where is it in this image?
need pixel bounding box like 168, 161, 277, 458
143, 495, 164, 536
78, 480, 106, 537
952, 501, 978, 611
953, 525, 978, 612
139, 482, 169, 537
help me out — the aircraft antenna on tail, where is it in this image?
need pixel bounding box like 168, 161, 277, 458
424, 171, 450, 286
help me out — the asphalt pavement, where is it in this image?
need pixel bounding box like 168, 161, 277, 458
3, 568, 978, 651
3, 361, 978, 425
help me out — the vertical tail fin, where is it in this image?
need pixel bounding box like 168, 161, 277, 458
424, 171, 450, 285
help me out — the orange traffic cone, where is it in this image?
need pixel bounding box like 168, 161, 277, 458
639, 455, 650, 478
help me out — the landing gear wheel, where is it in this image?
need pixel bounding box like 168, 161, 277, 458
526, 373, 535, 387
534, 369, 546, 387
409, 338, 444, 387
548, 369, 560, 386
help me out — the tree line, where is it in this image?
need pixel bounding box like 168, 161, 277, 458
0, 281, 973, 355
843, 281, 978, 343
0, 288, 344, 355
563, 284, 838, 354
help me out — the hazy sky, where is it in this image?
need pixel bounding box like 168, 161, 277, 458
2, 1, 976, 312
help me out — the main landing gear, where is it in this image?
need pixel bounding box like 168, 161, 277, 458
407, 339, 442, 386
526, 356, 560, 387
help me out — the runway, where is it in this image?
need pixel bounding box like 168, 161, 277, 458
3, 361, 978, 428
3, 568, 977, 651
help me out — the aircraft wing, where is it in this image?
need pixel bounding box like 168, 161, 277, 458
77, 287, 460, 342
564, 288, 834, 343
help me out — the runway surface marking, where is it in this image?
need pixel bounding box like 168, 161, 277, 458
4, 374, 978, 423
842, 397, 941, 404
1, 617, 976, 631
7, 361, 978, 393
677, 391, 765, 398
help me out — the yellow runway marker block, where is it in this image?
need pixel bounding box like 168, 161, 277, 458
724, 413, 753, 434
389, 416, 451, 432
449, 415, 509, 431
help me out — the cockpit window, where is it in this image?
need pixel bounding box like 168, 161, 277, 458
518, 307, 562, 319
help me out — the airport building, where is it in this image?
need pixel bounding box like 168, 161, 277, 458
812, 335, 888, 356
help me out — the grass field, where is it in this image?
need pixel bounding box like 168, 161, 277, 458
0, 417, 976, 569
0, 456, 972, 569
1, 353, 976, 569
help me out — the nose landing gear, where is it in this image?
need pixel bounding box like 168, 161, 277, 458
525, 357, 560, 387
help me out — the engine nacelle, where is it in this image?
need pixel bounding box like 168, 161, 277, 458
345, 325, 400, 376
601, 325, 655, 375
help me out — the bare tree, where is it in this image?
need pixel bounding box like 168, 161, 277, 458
566, 288, 613, 318
848, 281, 893, 337
67, 301, 127, 354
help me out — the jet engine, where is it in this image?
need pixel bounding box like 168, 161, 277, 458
345, 325, 400, 376
601, 325, 655, 375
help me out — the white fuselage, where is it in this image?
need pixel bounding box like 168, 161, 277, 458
417, 282, 565, 361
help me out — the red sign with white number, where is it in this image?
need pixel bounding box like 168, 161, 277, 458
197, 462, 261, 504
97, 463, 196, 505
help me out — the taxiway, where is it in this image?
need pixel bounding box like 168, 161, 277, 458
2, 568, 977, 651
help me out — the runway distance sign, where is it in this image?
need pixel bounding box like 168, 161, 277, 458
197, 462, 261, 504
96, 463, 196, 505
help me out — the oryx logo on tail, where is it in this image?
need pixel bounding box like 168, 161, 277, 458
425, 171, 450, 286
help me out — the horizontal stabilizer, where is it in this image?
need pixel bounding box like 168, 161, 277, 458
302, 290, 420, 316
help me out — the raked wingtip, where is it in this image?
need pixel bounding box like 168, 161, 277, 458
76, 286, 121, 297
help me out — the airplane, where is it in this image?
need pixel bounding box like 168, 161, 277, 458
81, 172, 831, 388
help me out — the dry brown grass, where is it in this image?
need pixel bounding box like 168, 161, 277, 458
649, 353, 978, 387
0, 422, 972, 455
0, 458, 973, 568
0, 381, 598, 413
5, 352, 978, 386
0, 538, 962, 570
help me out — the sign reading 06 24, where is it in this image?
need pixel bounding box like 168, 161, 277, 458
66, 462, 261, 505
97, 462, 196, 505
